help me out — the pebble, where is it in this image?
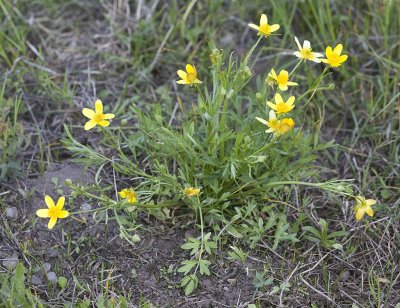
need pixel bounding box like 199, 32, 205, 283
80, 203, 92, 212
5, 207, 18, 219
31, 275, 43, 285
47, 271, 57, 282
2, 258, 19, 269
43, 262, 51, 272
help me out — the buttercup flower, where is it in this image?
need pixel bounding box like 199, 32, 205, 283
82, 99, 115, 130
293, 37, 323, 63
256, 110, 280, 134
354, 196, 376, 221
248, 14, 280, 37
256, 111, 295, 135
119, 188, 138, 203
267, 93, 295, 114
36, 195, 69, 230
268, 69, 298, 91
184, 187, 201, 197
321, 44, 348, 67
177, 64, 202, 85
277, 118, 295, 135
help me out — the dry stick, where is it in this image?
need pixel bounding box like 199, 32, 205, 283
147, 25, 174, 73
279, 263, 300, 306
299, 275, 340, 307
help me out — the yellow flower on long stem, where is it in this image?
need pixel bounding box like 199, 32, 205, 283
293, 36, 323, 63
248, 14, 280, 37
119, 188, 138, 203
256, 111, 295, 135
184, 187, 200, 197
354, 196, 376, 221
268, 69, 298, 91
267, 93, 295, 114
321, 44, 348, 67
36, 195, 69, 230
82, 99, 115, 130
177, 64, 202, 85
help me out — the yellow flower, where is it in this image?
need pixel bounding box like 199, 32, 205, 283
256, 111, 294, 135
36, 195, 69, 230
256, 110, 279, 134
177, 64, 202, 85
354, 196, 376, 221
248, 14, 280, 37
119, 188, 138, 203
184, 187, 200, 197
293, 36, 323, 63
268, 69, 298, 91
82, 99, 115, 130
277, 118, 295, 135
267, 93, 295, 114
321, 44, 348, 67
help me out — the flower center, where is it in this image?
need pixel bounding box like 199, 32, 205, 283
277, 74, 288, 85
276, 103, 291, 113
49, 206, 61, 218
301, 48, 313, 59
93, 113, 105, 123
187, 73, 197, 82
329, 53, 340, 65
280, 123, 291, 133
259, 24, 271, 35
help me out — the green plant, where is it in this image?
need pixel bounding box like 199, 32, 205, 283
0, 263, 43, 307
302, 218, 348, 249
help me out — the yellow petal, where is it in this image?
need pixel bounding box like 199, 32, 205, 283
325, 46, 333, 57
339, 55, 348, 62
365, 206, 374, 217
177, 80, 189, 84
56, 196, 65, 210
287, 81, 298, 86
248, 23, 260, 31
45, 195, 55, 208
48, 217, 57, 230
103, 113, 115, 120
274, 93, 283, 103
267, 101, 276, 110
84, 120, 97, 130
355, 208, 365, 221
36, 209, 50, 218
255, 117, 268, 126
95, 99, 103, 114
194, 79, 203, 84
303, 40, 311, 50
99, 120, 110, 127
260, 14, 268, 26
119, 191, 127, 198
58, 210, 69, 218
333, 44, 343, 54
294, 36, 302, 50
366, 199, 376, 206
269, 24, 280, 32
82, 108, 95, 119
177, 70, 187, 80
278, 84, 288, 91
287, 96, 295, 106
186, 64, 195, 74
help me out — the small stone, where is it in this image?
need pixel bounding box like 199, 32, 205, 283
31, 275, 43, 285
43, 262, 51, 272
2, 258, 19, 269
223, 286, 229, 292
5, 207, 18, 219
227, 278, 236, 285
80, 203, 92, 211
47, 271, 57, 283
